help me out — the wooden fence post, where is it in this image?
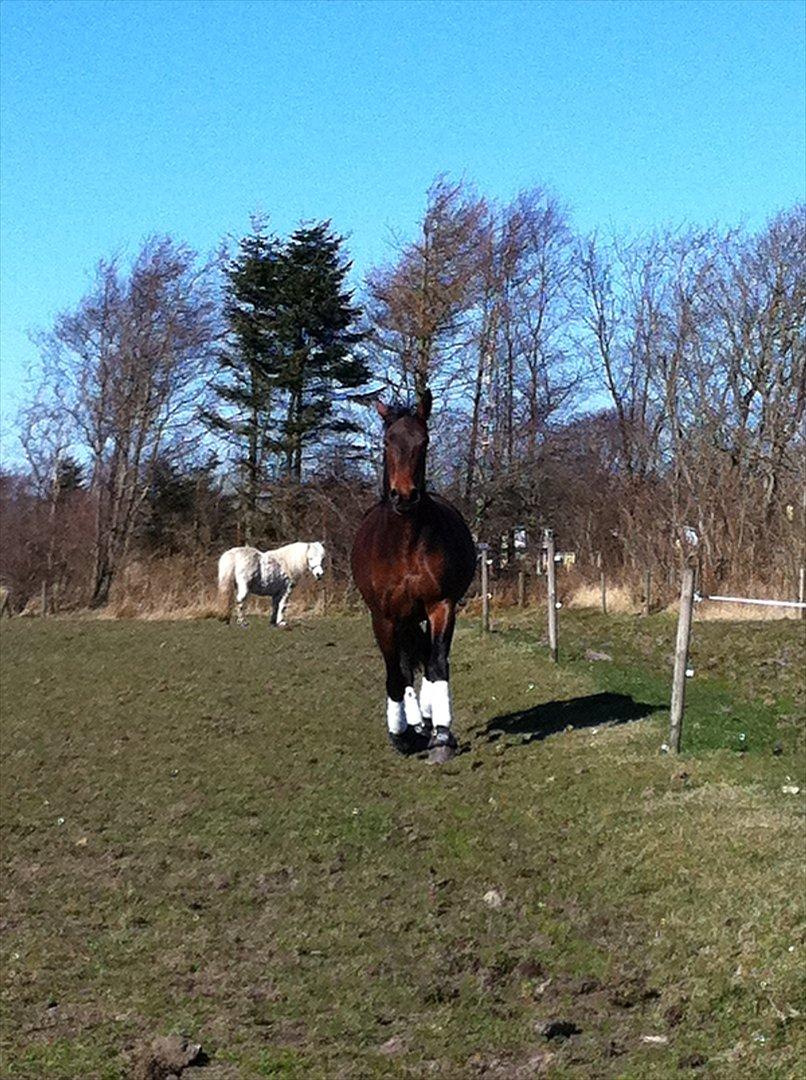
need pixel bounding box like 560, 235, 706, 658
518, 568, 525, 608
544, 529, 558, 662
643, 568, 652, 617
479, 544, 490, 633
669, 565, 696, 754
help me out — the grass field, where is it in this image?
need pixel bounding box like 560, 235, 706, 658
1, 610, 804, 1078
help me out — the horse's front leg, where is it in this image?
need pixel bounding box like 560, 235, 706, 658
400, 620, 431, 740
275, 582, 293, 627
425, 599, 458, 762
372, 615, 420, 754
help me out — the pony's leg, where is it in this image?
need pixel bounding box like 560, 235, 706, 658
425, 599, 458, 757
235, 578, 249, 628
275, 583, 293, 627
371, 615, 412, 752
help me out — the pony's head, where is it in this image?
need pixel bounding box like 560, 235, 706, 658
306, 541, 326, 578
377, 390, 432, 514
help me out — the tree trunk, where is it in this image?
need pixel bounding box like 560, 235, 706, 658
465, 340, 486, 502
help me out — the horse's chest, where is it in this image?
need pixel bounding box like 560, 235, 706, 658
378, 561, 438, 617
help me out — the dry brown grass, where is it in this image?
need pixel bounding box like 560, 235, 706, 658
565, 582, 639, 614
26, 552, 801, 624
102, 555, 221, 621
691, 600, 802, 621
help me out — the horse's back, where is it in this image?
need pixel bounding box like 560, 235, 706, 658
218, 546, 261, 582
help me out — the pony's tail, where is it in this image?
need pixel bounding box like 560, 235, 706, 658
217, 554, 235, 623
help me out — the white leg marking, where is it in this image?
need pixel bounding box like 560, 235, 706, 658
276, 588, 291, 626
430, 680, 452, 729
404, 686, 422, 728
386, 697, 406, 734
235, 580, 249, 627
419, 677, 434, 719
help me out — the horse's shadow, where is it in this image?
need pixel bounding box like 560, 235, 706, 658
479, 691, 663, 748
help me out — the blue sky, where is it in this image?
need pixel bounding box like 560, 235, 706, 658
1, 0, 804, 450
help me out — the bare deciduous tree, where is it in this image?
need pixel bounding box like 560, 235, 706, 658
366, 177, 488, 400
32, 237, 220, 605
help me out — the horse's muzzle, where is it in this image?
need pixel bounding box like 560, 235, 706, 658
391, 491, 421, 514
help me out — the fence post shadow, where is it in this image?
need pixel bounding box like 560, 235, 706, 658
478, 691, 664, 749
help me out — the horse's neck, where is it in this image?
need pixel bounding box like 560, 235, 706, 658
266, 543, 305, 579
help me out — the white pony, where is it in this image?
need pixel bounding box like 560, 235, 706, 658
218, 541, 325, 627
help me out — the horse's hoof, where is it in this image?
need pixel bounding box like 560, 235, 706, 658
428, 744, 456, 764
387, 726, 429, 756
387, 731, 413, 755
412, 720, 433, 744
427, 726, 457, 765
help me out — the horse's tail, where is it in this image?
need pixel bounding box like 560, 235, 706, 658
217, 552, 235, 623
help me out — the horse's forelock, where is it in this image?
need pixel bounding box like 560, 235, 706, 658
383, 403, 418, 425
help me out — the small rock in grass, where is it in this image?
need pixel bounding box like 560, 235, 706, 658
482, 888, 504, 909
584, 649, 613, 662
133, 1034, 203, 1080
525, 1047, 556, 1071
641, 1034, 669, 1045
535, 1018, 581, 1040
378, 1035, 407, 1056
782, 784, 800, 795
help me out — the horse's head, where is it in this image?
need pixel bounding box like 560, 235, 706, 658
377, 389, 432, 514
307, 542, 326, 579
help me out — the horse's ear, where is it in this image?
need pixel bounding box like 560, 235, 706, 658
416, 389, 433, 422
376, 400, 392, 423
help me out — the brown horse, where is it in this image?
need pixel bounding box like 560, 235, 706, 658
351, 390, 477, 762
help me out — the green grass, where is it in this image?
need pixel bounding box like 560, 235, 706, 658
1, 611, 804, 1078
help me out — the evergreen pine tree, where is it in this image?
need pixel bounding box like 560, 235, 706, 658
273, 222, 368, 480
205, 220, 367, 515
202, 222, 283, 540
